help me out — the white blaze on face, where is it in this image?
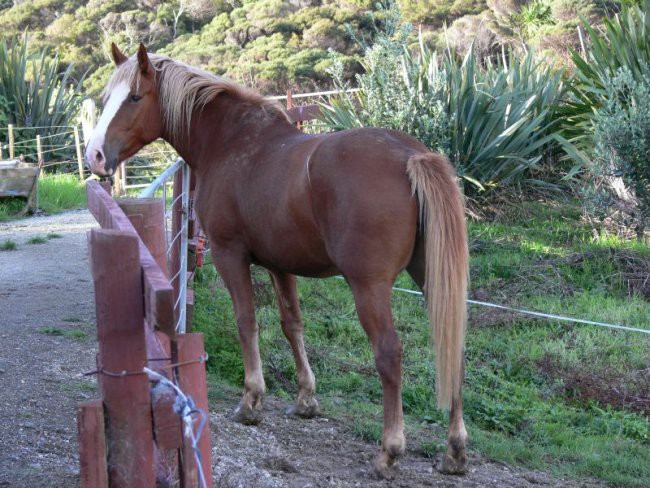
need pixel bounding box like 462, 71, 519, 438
85, 81, 130, 175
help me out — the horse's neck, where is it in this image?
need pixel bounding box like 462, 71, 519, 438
163, 95, 297, 171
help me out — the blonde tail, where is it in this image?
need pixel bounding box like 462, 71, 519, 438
406, 153, 468, 410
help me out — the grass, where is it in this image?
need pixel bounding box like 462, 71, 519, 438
37, 173, 86, 214
38, 326, 89, 340
27, 236, 47, 244
0, 239, 17, 250
192, 198, 650, 487
0, 173, 86, 221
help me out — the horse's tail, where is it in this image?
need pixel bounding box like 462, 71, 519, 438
406, 153, 468, 410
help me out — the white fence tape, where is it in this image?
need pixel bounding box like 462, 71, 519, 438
346, 280, 650, 335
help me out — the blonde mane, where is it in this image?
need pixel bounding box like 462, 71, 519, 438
104, 53, 286, 142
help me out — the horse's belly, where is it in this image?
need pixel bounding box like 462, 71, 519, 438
248, 231, 339, 278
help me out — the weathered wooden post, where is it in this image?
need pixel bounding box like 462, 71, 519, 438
114, 163, 124, 196
117, 198, 168, 274
8, 124, 14, 159
74, 126, 85, 180
87, 229, 156, 488
36, 135, 43, 164
77, 400, 109, 488
177, 333, 212, 488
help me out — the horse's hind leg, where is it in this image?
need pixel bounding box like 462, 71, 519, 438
407, 242, 468, 474
213, 249, 265, 425
269, 271, 319, 418
348, 279, 405, 480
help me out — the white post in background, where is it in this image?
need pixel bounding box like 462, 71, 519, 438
79, 98, 96, 145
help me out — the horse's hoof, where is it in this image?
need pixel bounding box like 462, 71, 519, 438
285, 398, 320, 418
231, 403, 263, 426
373, 456, 399, 480
373, 447, 401, 480
439, 452, 468, 475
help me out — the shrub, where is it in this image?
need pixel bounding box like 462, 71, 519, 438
321, 4, 572, 192
568, 0, 650, 144
586, 67, 650, 240
321, 6, 450, 157
0, 35, 85, 163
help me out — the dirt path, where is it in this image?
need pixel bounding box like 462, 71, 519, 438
0, 210, 99, 487
0, 211, 588, 487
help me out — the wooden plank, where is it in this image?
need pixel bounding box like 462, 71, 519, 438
0, 167, 39, 197
148, 329, 182, 450
176, 333, 212, 488
77, 400, 109, 488
87, 229, 155, 488
118, 198, 168, 275
86, 181, 174, 335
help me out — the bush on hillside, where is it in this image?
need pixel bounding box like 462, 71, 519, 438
320, 7, 450, 155
321, 4, 571, 192
585, 67, 650, 241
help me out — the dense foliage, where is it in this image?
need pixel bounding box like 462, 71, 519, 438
571, 0, 650, 239
0, 35, 84, 161
588, 68, 650, 239
0, 0, 619, 96
322, 5, 570, 192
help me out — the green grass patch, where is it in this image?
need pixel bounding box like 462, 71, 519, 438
193, 199, 650, 486
46, 232, 63, 239
0, 173, 86, 221
0, 199, 26, 222
38, 326, 89, 340
27, 236, 47, 244
38, 173, 86, 214
0, 239, 17, 250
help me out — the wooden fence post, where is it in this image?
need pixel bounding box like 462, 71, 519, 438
117, 197, 168, 275
74, 126, 85, 181
77, 400, 109, 488
176, 333, 212, 488
88, 229, 156, 488
8, 124, 14, 159
36, 135, 43, 164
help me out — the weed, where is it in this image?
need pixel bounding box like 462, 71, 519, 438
46, 233, 62, 239
27, 236, 47, 244
38, 174, 86, 214
0, 239, 16, 251
39, 326, 65, 336
38, 326, 89, 340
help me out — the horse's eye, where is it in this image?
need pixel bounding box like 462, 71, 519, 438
130, 95, 142, 103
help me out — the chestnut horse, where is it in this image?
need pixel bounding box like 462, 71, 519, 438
86, 43, 469, 479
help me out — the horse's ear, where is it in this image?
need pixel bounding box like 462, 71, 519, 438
136, 43, 153, 75
110, 42, 127, 66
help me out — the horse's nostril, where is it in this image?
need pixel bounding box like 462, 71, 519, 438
94, 149, 104, 163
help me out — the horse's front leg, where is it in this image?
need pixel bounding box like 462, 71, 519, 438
213, 248, 265, 425
269, 271, 319, 418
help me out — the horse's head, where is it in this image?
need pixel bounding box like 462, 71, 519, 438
86, 43, 163, 176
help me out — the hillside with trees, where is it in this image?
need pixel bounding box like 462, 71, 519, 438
0, 0, 620, 96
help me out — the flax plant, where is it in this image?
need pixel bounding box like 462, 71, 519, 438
0, 35, 85, 163
320, 13, 571, 192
